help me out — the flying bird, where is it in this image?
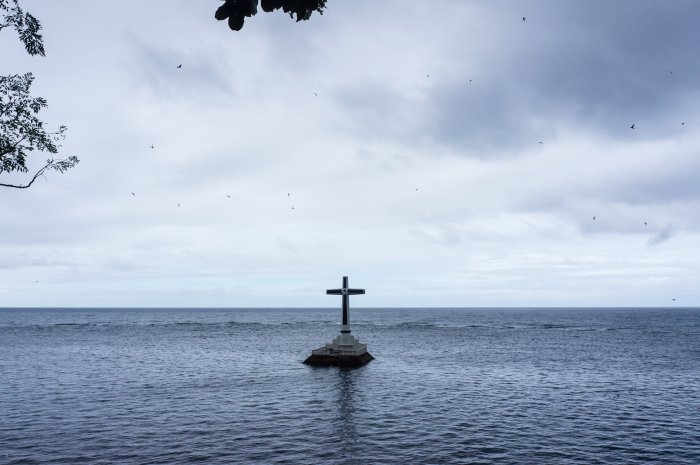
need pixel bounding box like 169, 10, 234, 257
227, 194, 231, 198
287, 193, 291, 197
177, 203, 181, 207
177, 64, 182, 68
538, 141, 543, 144
314, 92, 318, 96
681, 122, 685, 126
131, 192, 135, 197
644, 221, 647, 226
150, 145, 154, 149
630, 124, 635, 129
672, 298, 676, 302
426, 74, 430, 78
522, 17, 526, 21
593, 216, 596, 220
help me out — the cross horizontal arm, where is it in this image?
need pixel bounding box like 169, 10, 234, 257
326, 288, 365, 295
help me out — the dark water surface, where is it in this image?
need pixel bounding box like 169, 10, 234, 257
1, 307, 699, 464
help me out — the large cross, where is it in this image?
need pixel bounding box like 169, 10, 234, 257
326, 276, 365, 333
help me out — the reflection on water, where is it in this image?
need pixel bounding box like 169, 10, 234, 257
334, 368, 359, 455
305, 365, 366, 463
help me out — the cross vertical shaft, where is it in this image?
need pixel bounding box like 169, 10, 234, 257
342, 276, 349, 329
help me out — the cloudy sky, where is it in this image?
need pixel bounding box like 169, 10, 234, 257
2, 0, 699, 308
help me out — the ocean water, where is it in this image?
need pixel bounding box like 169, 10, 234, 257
1, 307, 699, 465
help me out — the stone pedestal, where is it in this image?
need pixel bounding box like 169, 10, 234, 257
303, 332, 374, 367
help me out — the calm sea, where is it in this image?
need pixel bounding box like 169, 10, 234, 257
1, 307, 699, 464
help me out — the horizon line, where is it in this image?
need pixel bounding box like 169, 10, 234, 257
1, 306, 696, 310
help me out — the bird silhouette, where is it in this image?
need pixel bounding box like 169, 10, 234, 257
672, 298, 676, 302
522, 17, 526, 21
682, 122, 685, 126
227, 194, 231, 198
538, 141, 543, 144
150, 145, 154, 149
426, 74, 430, 78
177, 64, 182, 68
314, 92, 318, 96
644, 221, 647, 226
177, 203, 181, 207
630, 124, 635, 129
287, 193, 291, 196
593, 216, 596, 220
131, 192, 135, 197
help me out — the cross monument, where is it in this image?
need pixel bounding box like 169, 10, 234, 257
303, 276, 374, 367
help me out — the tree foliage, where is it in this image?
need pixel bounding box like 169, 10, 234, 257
0, 74, 78, 188
0, 0, 44, 56
215, 0, 327, 31
1, 0, 77, 189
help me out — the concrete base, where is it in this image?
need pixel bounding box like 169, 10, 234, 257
303, 351, 374, 367
303, 332, 373, 367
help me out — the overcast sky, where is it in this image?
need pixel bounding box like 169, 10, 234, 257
2, 0, 699, 308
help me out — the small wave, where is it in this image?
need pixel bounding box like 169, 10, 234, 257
222, 321, 265, 327
397, 321, 436, 328
540, 323, 576, 329
528, 323, 605, 331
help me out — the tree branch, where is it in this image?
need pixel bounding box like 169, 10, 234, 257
0, 159, 51, 188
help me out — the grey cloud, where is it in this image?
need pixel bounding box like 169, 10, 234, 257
332, 82, 425, 145
408, 225, 462, 246
430, 2, 700, 151
589, 152, 700, 206
648, 223, 675, 246
129, 38, 235, 100
355, 148, 413, 174
526, 158, 700, 216
0, 253, 72, 270
608, 160, 700, 206
426, 78, 547, 155
275, 235, 299, 253
333, 1, 700, 156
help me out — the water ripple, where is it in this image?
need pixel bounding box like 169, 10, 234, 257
1, 308, 699, 464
